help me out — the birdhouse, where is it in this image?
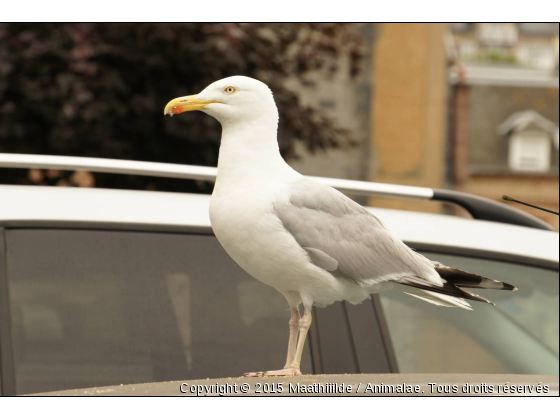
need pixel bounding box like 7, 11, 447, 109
498, 110, 559, 172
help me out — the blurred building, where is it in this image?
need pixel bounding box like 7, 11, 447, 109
291, 23, 449, 211
449, 23, 560, 230
287, 24, 374, 192
367, 23, 449, 214
451, 23, 559, 71
284, 23, 559, 229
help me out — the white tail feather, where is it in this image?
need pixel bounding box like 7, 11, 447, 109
403, 290, 472, 310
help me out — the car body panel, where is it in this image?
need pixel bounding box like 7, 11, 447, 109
1, 184, 558, 395
0, 185, 557, 269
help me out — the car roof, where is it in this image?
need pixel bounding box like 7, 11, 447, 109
0, 153, 553, 231
1, 185, 557, 269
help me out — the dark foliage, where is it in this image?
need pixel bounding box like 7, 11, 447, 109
0, 23, 363, 192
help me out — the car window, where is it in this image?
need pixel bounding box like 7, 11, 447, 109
4, 229, 313, 395
380, 252, 559, 375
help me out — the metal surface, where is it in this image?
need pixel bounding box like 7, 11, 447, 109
2, 157, 558, 396
1, 185, 557, 270
1, 153, 552, 230
433, 189, 553, 231
0, 153, 218, 182
0, 228, 16, 396
308, 308, 323, 375
344, 298, 394, 374
503, 195, 560, 216
371, 295, 399, 373
0, 153, 433, 200
341, 302, 361, 373
33, 374, 559, 396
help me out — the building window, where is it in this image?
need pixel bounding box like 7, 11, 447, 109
459, 41, 477, 61
478, 23, 518, 47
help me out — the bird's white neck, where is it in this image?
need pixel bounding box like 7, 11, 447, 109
215, 116, 300, 186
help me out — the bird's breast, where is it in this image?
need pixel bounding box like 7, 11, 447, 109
209, 185, 283, 256
209, 183, 314, 289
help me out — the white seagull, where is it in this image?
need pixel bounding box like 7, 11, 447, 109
164, 76, 516, 377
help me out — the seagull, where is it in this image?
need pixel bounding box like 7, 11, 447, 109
164, 76, 517, 377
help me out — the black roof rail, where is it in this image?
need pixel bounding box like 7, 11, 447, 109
432, 189, 554, 231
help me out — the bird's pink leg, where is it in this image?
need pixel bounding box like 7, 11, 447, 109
284, 307, 300, 367
244, 305, 311, 377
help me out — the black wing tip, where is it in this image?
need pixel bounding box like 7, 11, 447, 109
502, 282, 517, 291
435, 264, 518, 292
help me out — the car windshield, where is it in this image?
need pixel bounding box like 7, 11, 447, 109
379, 252, 559, 375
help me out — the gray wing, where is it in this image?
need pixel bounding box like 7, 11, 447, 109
274, 179, 440, 287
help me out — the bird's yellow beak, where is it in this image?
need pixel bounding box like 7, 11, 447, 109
163, 95, 219, 116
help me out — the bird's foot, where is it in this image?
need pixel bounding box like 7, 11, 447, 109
243, 367, 302, 377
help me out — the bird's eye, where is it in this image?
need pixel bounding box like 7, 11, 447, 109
224, 86, 237, 95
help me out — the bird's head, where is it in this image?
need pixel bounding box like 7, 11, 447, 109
164, 76, 278, 126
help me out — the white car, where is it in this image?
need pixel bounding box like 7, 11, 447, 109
0, 154, 558, 395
